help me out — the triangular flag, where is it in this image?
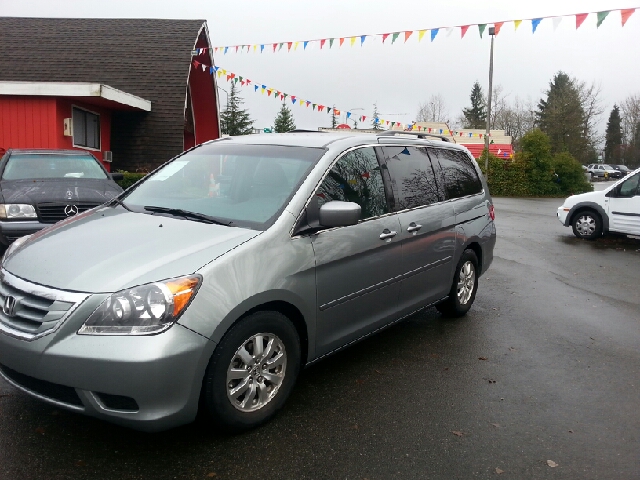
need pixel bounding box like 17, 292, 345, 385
382, 33, 390, 43
280, 94, 284, 101
193, 60, 200, 68
334, 109, 340, 115
391, 32, 400, 44
597, 11, 610, 28
253, 45, 257, 52
362, 115, 366, 121
327, 107, 332, 114
246, 79, 251, 85
532, 18, 542, 33
254, 85, 258, 92
445, 27, 454, 36
201, 64, 207, 72
430, 28, 439, 41
235, 46, 239, 53
224, 47, 228, 54
575, 13, 588, 29
287, 42, 292, 52
347, 112, 352, 118
350, 36, 357, 47
278, 43, 283, 51
391, 122, 396, 127
294, 41, 299, 50
260, 44, 265, 53
360, 35, 366, 46
320, 39, 326, 49
418, 30, 426, 41
313, 104, 316, 110
461, 25, 470, 38
217, 71, 222, 78
514, 20, 522, 30
552, 17, 562, 31
404, 31, 413, 42
494, 22, 504, 35
306, 101, 311, 107
214, 66, 220, 72
478, 24, 487, 37
318, 105, 325, 111
339, 37, 345, 47
272, 43, 277, 53
329, 38, 334, 48
303, 41, 309, 49
621, 8, 635, 26
267, 89, 272, 97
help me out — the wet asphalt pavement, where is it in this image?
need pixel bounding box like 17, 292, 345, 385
1, 193, 639, 479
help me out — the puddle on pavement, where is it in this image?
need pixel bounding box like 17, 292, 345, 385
559, 234, 640, 252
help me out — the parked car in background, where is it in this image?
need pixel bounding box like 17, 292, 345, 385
0, 149, 123, 246
0, 132, 495, 432
557, 166, 640, 239
586, 164, 621, 180
612, 164, 632, 177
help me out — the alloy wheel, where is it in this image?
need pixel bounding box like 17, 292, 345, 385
575, 215, 596, 237
457, 261, 476, 305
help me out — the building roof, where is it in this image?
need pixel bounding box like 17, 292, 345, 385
0, 82, 151, 111
464, 143, 514, 159
0, 17, 208, 170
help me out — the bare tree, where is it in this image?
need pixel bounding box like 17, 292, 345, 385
416, 94, 449, 123
577, 80, 605, 150
620, 93, 640, 143
489, 85, 509, 130
490, 90, 536, 148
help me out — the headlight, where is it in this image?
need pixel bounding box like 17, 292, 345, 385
0, 204, 37, 219
2, 234, 32, 261
78, 275, 202, 335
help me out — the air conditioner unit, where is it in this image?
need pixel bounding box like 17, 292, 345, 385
63, 118, 73, 136
103, 151, 113, 162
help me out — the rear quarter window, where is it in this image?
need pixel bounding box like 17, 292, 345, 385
429, 148, 483, 199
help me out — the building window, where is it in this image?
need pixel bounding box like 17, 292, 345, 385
72, 107, 100, 150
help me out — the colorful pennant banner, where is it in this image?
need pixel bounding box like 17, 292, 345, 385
194, 62, 493, 137
200, 8, 637, 55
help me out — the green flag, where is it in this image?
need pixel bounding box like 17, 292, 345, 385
391, 32, 400, 44
478, 24, 487, 38
597, 11, 610, 27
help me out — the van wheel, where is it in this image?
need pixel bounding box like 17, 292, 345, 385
436, 249, 479, 318
571, 210, 602, 240
200, 311, 301, 432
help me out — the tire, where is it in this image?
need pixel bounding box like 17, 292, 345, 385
200, 311, 301, 432
571, 210, 602, 240
436, 249, 479, 318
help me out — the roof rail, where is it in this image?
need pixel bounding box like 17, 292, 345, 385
376, 131, 451, 142
288, 129, 327, 133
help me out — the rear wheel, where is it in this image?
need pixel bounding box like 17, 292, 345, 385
200, 311, 301, 432
436, 249, 479, 318
571, 210, 602, 240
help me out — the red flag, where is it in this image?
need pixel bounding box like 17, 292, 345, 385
621, 8, 635, 26
272, 43, 278, 52
362, 115, 366, 121
280, 94, 284, 100
246, 79, 252, 85
461, 25, 470, 38
428, 128, 432, 133
494, 22, 504, 35
339, 38, 345, 47
287, 42, 293, 51
575, 13, 588, 29
230, 73, 235, 79
382, 33, 390, 43
318, 105, 325, 111
226, 74, 231, 81
404, 31, 413, 42
235, 46, 239, 53
267, 90, 272, 97
320, 39, 326, 49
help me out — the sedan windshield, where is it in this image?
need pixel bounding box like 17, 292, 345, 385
123, 143, 324, 230
2, 153, 108, 180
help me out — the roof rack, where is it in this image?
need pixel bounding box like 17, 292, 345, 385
288, 129, 327, 133
376, 131, 451, 142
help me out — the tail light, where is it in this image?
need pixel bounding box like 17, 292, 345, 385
489, 204, 495, 221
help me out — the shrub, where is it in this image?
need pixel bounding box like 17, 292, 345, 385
552, 152, 592, 195
116, 171, 147, 190
479, 153, 530, 197
518, 129, 559, 196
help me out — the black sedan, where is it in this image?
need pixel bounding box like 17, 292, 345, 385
0, 149, 123, 246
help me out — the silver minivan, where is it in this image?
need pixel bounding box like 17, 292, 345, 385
0, 132, 496, 432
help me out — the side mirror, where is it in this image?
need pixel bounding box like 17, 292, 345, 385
319, 201, 361, 227
110, 172, 124, 181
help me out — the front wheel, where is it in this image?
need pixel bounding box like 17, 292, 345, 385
571, 210, 602, 240
436, 249, 479, 318
200, 311, 301, 432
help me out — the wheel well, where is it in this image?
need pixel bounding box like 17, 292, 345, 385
243, 301, 309, 367
465, 242, 483, 273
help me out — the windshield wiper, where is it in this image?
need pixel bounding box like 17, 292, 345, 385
109, 196, 132, 211
143, 206, 234, 226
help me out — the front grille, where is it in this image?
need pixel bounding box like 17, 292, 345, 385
36, 203, 100, 224
0, 364, 83, 407
0, 270, 88, 339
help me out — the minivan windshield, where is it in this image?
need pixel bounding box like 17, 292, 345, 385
2, 153, 108, 180
123, 143, 324, 230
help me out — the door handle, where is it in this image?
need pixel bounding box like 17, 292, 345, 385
379, 229, 397, 240
407, 222, 422, 233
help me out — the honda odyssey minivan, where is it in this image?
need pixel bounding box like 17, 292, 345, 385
0, 131, 496, 432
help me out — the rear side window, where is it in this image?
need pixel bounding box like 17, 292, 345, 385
428, 148, 483, 199
381, 146, 442, 210
316, 147, 389, 219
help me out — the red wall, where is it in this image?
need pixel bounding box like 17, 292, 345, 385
0, 96, 112, 171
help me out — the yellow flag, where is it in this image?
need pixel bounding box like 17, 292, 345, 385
261, 88, 265, 94
221, 69, 227, 75
217, 71, 222, 78
253, 45, 257, 52
418, 30, 426, 41
514, 20, 522, 30
350, 36, 356, 46
294, 41, 299, 50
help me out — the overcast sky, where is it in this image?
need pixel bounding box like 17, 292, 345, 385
4, 0, 640, 133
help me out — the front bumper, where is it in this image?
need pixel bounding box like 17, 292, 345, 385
557, 207, 570, 226
0, 307, 216, 431
0, 220, 47, 246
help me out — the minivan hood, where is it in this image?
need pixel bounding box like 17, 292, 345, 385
565, 190, 605, 207
3, 206, 260, 292
0, 178, 121, 204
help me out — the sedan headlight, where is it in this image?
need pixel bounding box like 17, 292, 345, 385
78, 275, 202, 335
0, 204, 37, 219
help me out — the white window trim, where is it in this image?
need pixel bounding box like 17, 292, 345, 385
71, 105, 102, 152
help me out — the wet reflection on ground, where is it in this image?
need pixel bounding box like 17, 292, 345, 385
559, 233, 640, 251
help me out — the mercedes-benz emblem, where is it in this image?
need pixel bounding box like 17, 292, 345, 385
2, 296, 18, 317
64, 205, 79, 216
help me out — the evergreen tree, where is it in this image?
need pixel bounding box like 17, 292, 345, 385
274, 101, 296, 133
536, 72, 591, 164
330, 105, 338, 128
371, 103, 383, 130
462, 81, 487, 129
604, 105, 623, 163
220, 81, 254, 136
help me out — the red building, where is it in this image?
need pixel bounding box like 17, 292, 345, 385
0, 18, 220, 172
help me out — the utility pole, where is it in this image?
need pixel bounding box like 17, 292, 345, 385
485, 26, 495, 180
